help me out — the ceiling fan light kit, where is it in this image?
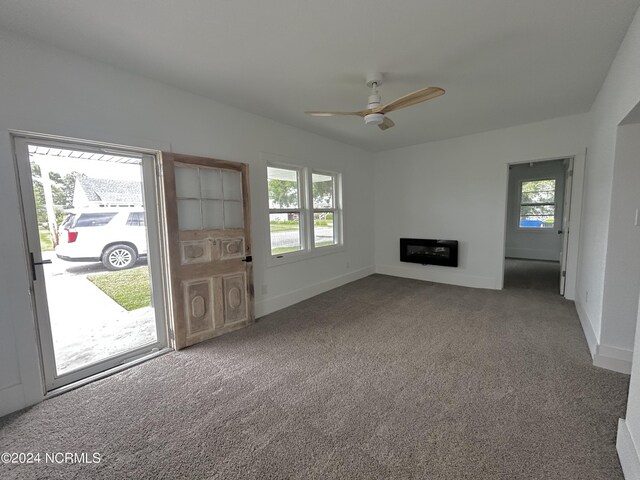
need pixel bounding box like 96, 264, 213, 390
304, 72, 444, 131
364, 113, 385, 125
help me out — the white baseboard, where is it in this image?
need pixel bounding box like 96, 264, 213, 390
594, 344, 633, 374
255, 266, 375, 318
0, 384, 26, 418
572, 300, 632, 374
618, 418, 640, 479
575, 299, 598, 357
375, 264, 495, 289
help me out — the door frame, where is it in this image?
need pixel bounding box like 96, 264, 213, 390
500, 155, 577, 296
11, 130, 173, 393
559, 157, 574, 295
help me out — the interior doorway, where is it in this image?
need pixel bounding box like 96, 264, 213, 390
503, 158, 573, 294
13, 135, 168, 392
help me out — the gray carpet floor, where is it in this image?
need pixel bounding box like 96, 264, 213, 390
0, 274, 630, 479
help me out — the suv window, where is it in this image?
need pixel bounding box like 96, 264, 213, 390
60, 214, 76, 229
74, 213, 117, 228
126, 212, 145, 227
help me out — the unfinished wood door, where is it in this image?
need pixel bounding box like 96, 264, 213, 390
162, 152, 253, 350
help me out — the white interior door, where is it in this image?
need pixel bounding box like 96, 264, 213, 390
13, 135, 168, 392
559, 158, 574, 296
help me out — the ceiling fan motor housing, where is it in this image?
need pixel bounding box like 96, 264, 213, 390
367, 93, 381, 109
365, 113, 385, 125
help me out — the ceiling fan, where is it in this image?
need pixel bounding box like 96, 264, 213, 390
304, 73, 445, 131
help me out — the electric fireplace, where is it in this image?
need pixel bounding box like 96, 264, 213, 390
400, 238, 458, 267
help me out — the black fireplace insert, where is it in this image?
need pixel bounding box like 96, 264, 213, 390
400, 238, 458, 267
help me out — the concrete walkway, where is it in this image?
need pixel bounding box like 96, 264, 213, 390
42, 252, 157, 374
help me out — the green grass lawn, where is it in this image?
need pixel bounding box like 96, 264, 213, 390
270, 222, 299, 232
39, 229, 53, 252
87, 267, 151, 311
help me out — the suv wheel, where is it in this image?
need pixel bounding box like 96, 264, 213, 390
102, 245, 137, 271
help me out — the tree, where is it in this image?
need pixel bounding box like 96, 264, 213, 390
49, 171, 82, 210
30, 163, 48, 225
312, 177, 333, 208
520, 179, 556, 226
30, 163, 83, 225
268, 179, 298, 208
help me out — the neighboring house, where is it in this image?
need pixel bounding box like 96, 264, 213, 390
72, 176, 143, 208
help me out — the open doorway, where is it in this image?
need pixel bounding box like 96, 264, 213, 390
13, 135, 168, 392
503, 158, 573, 294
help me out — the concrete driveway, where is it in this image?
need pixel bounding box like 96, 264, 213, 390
42, 252, 158, 375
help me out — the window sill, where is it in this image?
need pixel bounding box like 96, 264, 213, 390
267, 244, 345, 268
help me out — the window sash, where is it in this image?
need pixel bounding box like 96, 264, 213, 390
312, 208, 336, 213
269, 210, 304, 254
269, 208, 303, 214
267, 166, 302, 210
313, 208, 338, 248
311, 172, 336, 210
312, 170, 340, 249
268, 165, 304, 256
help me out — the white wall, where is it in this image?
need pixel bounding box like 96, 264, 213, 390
373, 113, 589, 293
600, 123, 640, 360
505, 160, 566, 261
0, 29, 375, 416
617, 295, 640, 478
576, 6, 640, 374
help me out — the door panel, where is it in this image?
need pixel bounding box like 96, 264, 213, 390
183, 278, 216, 336
221, 238, 245, 259
162, 152, 253, 350
13, 135, 167, 392
223, 273, 248, 324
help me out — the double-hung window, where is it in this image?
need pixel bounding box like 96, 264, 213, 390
519, 179, 556, 229
267, 164, 342, 259
267, 166, 304, 254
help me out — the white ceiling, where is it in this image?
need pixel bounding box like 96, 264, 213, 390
0, 0, 638, 152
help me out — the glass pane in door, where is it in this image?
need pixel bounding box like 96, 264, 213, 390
27, 144, 159, 376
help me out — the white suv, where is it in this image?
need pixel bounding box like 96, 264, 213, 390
55, 208, 148, 270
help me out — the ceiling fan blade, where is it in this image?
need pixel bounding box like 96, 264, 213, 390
377, 86, 445, 114
304, 111, 366, 117
378, 116, 395, 131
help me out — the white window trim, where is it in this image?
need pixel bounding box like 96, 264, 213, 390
267, 162, 344, 267
517, 177, 557, 233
